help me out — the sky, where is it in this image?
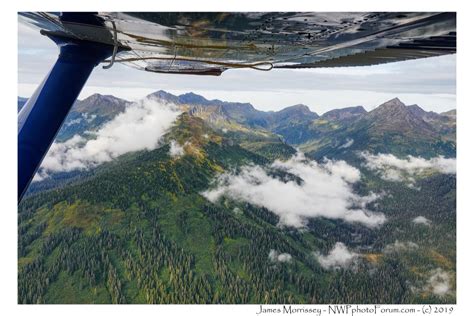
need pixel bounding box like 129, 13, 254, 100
18, 21, 456, 114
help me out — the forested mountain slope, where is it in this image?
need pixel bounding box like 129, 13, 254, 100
18, 95, 456, 304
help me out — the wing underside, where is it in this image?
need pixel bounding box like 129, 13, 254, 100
19, 12, 456, 75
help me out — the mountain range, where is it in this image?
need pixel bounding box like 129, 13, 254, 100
18, 91, 455, 157
18, 91, 456, 304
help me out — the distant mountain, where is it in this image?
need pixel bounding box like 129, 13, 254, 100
178, 92, 214, 105
298, 98, 456, 160
146, 90, 179, 103
148, 90, 270, 128
17, 94, 132, 142
406, 104, 456, 140
153, 93, 455, 156
407, 104, 441, 121
57, 94, 132, 142
73, 93, 131, 117
441, 109, 456, 118
321, 106, 367, 122
362, 98, 437, 138
18, 92, 455, 159
271, 104, 319, 123
148, 90, 320, 138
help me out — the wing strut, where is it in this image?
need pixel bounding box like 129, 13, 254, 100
18, 13, 115, 203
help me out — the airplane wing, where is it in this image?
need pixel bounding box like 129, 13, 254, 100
19, 12, 456, 76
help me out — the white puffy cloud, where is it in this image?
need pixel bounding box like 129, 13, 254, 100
425, 268, 452, 296
383, 240, 419, 254
338, 138, 354, 149
314, 242, 358, 270
202, 152, 386, 228
361, 152, 456, 185
268, 249, 292, 263
232, 207, 243, 215
85, 113, 97, 123
35, 99, 181, 180
412, 216, 431, 226
64, 117, 82, 127
32, 172, 47, 182
169, 140, 185, 158
64, 113, 97, 127
320, 158, 361, 184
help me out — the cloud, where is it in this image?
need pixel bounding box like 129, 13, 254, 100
63, 113, 97, 127
314, 242, 358, 270
320, 158, 361, 183
64, 118, 82, 127
169, 140, 185, 158
83, 113, 97, 123
361, 152, 456, 185
425, 268, 452, 296
338, 138, 354, 149
383, 240, 419, 254
35, 99, 181, 180
202, 152, 386, 228
268, 249, 292, 263
412, 216, 432, 226
232, 207, 243, 215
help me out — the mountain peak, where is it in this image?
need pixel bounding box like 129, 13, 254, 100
370, 98, 410, 117
273, 104, 318, 122
406, 104, 426, 116
365, 97, 439, 138
406, 104, 444, 122
407, 104, 423, 111
281, 104, 312, 112
75, 93, 130, 116
146, 90, 178, 102
322, 106, 366, 121
441, 109, 456, 118
378, 97, 406, 109
81, 93, 126, 104
82, 93, 103, 102
178, 92, 211, 105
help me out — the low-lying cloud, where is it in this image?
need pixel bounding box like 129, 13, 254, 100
383, 240, 419, 254
361, 152, 456, 184
425, 268, 452, 296
338, 138, 354, 149
412, 216, 431, 226
169, 140, 186, 158
65, 113, 97, 127
34, 99, 181, 180
202, 153, 386, 228
268, 249, 292, 263
314, 242, 358, 270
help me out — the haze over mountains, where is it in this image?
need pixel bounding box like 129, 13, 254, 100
18, 91, 456, 304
